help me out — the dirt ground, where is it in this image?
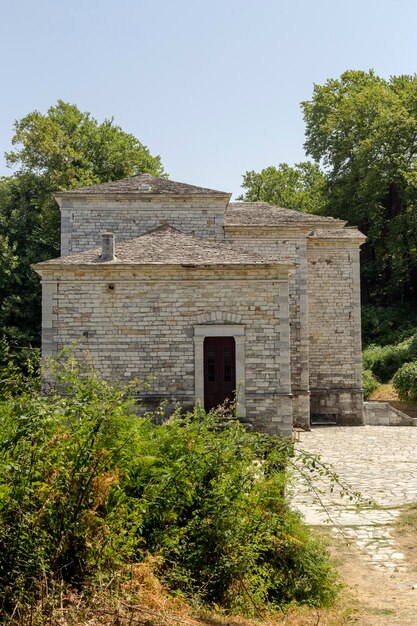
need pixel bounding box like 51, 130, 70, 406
12, 535, 417, 626
368, 384, 417, 418
325, 531, 417, 626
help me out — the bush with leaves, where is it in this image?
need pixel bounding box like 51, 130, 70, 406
392, 361, 417, 402
0, 351, 143, 617
362, 368, 380, 399
0, 337, 40, 398
0, 351, 338, 620
362, 333, 417, 383
137, 413, 337, 613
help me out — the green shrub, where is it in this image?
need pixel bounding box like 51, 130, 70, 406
0, 351, 338, 620
0, 351, 142, 616
362, 333, 417, 383
145, 416, 337, 611
0, 337, 40, 398
362, 343, 405, 382
392, 361, 417, 401
362, 368, 380, 399
362, 303, 417, 347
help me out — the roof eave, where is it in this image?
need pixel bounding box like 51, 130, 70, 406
225, 220, 347, 231
307, 236, 367, 246
32, 261, 295, 275
54, 191, 232, 205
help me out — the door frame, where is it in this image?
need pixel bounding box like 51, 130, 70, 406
194, 324, 246, 417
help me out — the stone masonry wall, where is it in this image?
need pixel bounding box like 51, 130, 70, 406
225, 228, 310, 429
40, 266, 293, 435
59, 196, 227, 255
307, 240, 363, 425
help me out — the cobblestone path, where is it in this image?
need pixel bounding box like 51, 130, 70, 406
291, 426, 417, 584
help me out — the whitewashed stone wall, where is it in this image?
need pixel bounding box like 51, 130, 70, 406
39, 265, 293, 435
58, 195, 228, 255
307, 239, 364, 424
225, 226, 310, 429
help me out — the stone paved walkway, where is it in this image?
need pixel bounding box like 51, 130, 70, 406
291, 426, 417, 584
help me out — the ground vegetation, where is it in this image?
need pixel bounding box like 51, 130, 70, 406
0, 351, 338, 623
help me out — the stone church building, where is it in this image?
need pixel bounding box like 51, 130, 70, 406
33, 174, 366, 435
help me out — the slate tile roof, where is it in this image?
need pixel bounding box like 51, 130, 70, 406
57, 174, 229, 196
308, 228, 366, 240
34, 225, 287, 268
225, 202, 346, 226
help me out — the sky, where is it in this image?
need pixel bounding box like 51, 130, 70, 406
1, 0, 417, 198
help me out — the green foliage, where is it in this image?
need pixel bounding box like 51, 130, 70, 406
362, 368, 380, 399
361, 304, 417, 388
363, 333, 417, 383
141, 414, 336, 612
302, 70, 417, 302
6, 100, 165, 190
363, 343, 406, 383
0, 175, 57, 346
238, 161, 327, 214
392, 361, 417, 401
0, 337, 40, 398
0, 352, 142, 616
362, 303, 417, 347
0, 353, 337, 619
239, 70, 417, 304
0, 101, 165, 348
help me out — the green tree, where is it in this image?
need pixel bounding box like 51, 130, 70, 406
239, 161, 327, 214
0, 101, 165, 346
6, 100, 165, 190
302, 70, 417, 302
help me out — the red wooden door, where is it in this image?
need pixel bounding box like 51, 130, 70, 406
203, 336, 236, 411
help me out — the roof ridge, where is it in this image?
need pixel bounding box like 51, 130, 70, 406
142, 223, 181, 236
56, 174, 230, 196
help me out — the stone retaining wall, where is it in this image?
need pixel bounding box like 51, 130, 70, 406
363, 401, 417, 426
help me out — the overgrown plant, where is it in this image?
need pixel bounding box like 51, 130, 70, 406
392, 361, 417, 401
362, 368, 380, 399
0, 350, 144, 616
0, 336, 40, 398
362, 333, 417, 383
0, 351, 338, 621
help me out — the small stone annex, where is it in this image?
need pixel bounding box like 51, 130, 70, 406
33, 174, 366, 436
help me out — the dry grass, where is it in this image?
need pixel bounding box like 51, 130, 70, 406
393, 503, 417, 572
368, 383, 398, 401
8, 557, 347, 626
368, 384, 417, 417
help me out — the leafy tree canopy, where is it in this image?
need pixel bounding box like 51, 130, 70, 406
0, 101, 165, 346
6, 100, 165, 190
239, 161, 327, 214
240, 71, 417, 304
302, 70, 417, 301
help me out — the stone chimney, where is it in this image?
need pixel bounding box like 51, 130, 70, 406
100, 232, 116, 262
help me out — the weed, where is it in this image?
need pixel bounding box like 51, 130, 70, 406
0, 350, 339, 621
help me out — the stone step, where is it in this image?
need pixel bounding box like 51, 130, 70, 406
363, 401, 417, 426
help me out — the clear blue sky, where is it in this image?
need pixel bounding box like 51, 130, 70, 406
1, 0, 417, 197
